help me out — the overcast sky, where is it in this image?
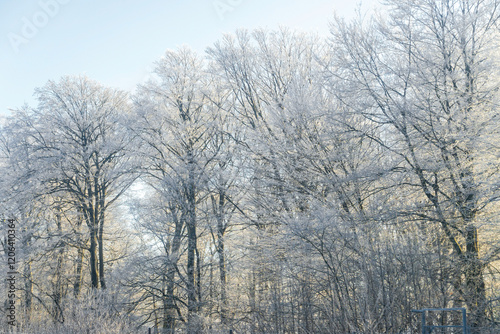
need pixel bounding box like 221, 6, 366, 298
1, 0, 376, 118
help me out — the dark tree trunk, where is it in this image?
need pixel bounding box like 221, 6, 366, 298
73, 212, 84, 297
186, 151, 200, 333
163, 205, 183, 334
218, 229, 227, 324
53, 208, 65, 323
74, 247, 84, 297
22, 221, 33, 322
186, 213, 198, 332
24, 257, 33, 322
196, 247, 202, 313
464, 224, 486, 330
98, 219, 106, 290
89, 225, 99, 289
163, 270, 177, 334
214, 192, 228, 325
98, 185, 106, 290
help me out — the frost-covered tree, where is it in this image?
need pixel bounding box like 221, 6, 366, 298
8, 76, 135, 291
132, 47, 228, 333
329, 0, 500, 330
2, 3, 500, 332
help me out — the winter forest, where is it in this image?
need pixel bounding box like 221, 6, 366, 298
1, 0, 500, 333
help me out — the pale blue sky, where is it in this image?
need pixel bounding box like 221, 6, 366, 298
1, 0, 376, 117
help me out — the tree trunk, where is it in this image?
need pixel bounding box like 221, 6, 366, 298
186, 150, 200, 333
218, 228, 227, 325
196, 247, 202, 314
53, 208, 65, 323
23, 257, 33, 323
214, 192, 228, 326
74, 212, 85, 297
74, 247, 84, 297
186, 212, 198, 333
98, 218, 106, 290
22, 223, 33, 323
464, 224, 486, 331
98, 186, 107, 290
163, 269, 177, 334
163, 206, 183, 334
249, 270, 257, 334
89, 225, 99, 289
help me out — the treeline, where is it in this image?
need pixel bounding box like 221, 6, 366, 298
1, 0, 500, 333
